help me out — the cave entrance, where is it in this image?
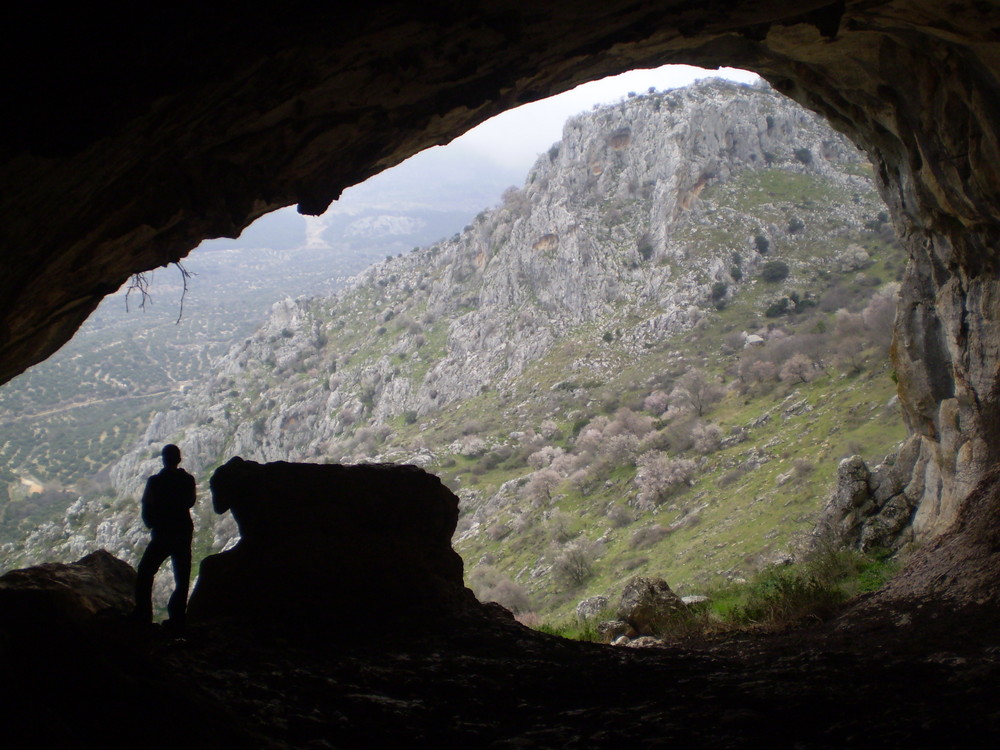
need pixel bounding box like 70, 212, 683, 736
0, 64, 909, 635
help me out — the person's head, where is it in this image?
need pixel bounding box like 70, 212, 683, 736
162, 444, 182, 468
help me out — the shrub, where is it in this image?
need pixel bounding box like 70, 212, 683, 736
481, 579, 531, 614
527, 446, 564, 469
710, 281, 728, 301
486, 522, 510, 541
502, 186, 530, 215
834, 336, 866, 375
643, 390, 669, 414
619, 556, 649, 572
787, 217, 805, 233
547, 511, 575, 543
606, 407, 654, 439
552, 540, 597, 588
779, 353, 817, 384
660, 415, 698, 453
861, 285, 898, 350
629, 524, 670, 548
765, 298, 790, 318
591, 434, 640, 474
469, 567, 531, 614
728, 568, 846, 626
792, 459, 815, 479
722, 330, 745, 354
793, 147, 813, 165
523, 467, 562, 506
759, 260, 790, 283
717, 465, 748, 488
634, 451, 697, 509
606, 504, 634, 528
669, 369, 723, 417
539, 420, 562, 440
467, 564, 503, 595
754, 234, 770, 254
691, 422, 723, 454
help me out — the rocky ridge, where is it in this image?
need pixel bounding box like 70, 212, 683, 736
6, 81, 906, 616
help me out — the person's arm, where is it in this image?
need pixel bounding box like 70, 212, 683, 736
140, 477, 156, 528
186, 473, 196, 510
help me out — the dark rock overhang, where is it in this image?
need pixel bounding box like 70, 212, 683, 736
1, 0, 992, 385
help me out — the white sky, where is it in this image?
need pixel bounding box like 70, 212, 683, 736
205, 64, 761, 247
449, 65, 760, 173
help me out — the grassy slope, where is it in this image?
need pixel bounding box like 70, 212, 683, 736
325, 163, 908, 622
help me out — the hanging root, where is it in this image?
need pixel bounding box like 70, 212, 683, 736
124, 261, 197, 324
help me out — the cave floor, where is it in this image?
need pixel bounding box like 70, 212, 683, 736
127, 595, 1000, 749
5, 592, 999, 748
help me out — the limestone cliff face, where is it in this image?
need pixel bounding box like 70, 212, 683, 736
128, 86, 851, 427
33, 79, 883, 567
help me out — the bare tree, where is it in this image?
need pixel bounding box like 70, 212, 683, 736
691, 421, 723, 454
634, 451, 697, 509
862, 284, 898, 350
779, 353, 817, 384
523, 467, 562, 506
834, 337, 866, 375
528, 445, 564, 470
552, 540, 597, 588
670, 368, 723, 417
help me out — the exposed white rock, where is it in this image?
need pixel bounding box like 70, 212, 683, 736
9, 79, 882, 584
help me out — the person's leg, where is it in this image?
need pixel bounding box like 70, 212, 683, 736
166, 540, 192, 626
133, 537, 170, 622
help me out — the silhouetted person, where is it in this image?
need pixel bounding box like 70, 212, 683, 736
132, 444, 196, 630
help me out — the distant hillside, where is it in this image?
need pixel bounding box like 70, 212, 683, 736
0, 141, 520, 544
5, 81, 907, 622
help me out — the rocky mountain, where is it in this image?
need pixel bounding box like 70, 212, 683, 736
5, 80, 907, 620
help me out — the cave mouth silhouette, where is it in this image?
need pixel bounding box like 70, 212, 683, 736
6, 0, 998, 623
4, 3, 1000, 744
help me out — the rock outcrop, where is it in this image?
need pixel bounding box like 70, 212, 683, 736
188, 457, 478, 624
814, 444, 923, 552
0, 549, 135, 622
615, 576, 686, 636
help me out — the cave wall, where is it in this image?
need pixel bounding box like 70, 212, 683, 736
3, 1, 1000, 541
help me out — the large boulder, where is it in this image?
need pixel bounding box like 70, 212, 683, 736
814, 447, 920, 552
576, 595, 609, 621
0, 549, 135, 624
616, 576, 685, 636
187, 457, 478, 625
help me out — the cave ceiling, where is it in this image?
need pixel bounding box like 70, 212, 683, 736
2, 0, 999, 405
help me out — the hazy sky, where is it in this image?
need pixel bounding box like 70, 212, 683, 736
446, 65, 760, 174
207, 65, 760, 247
